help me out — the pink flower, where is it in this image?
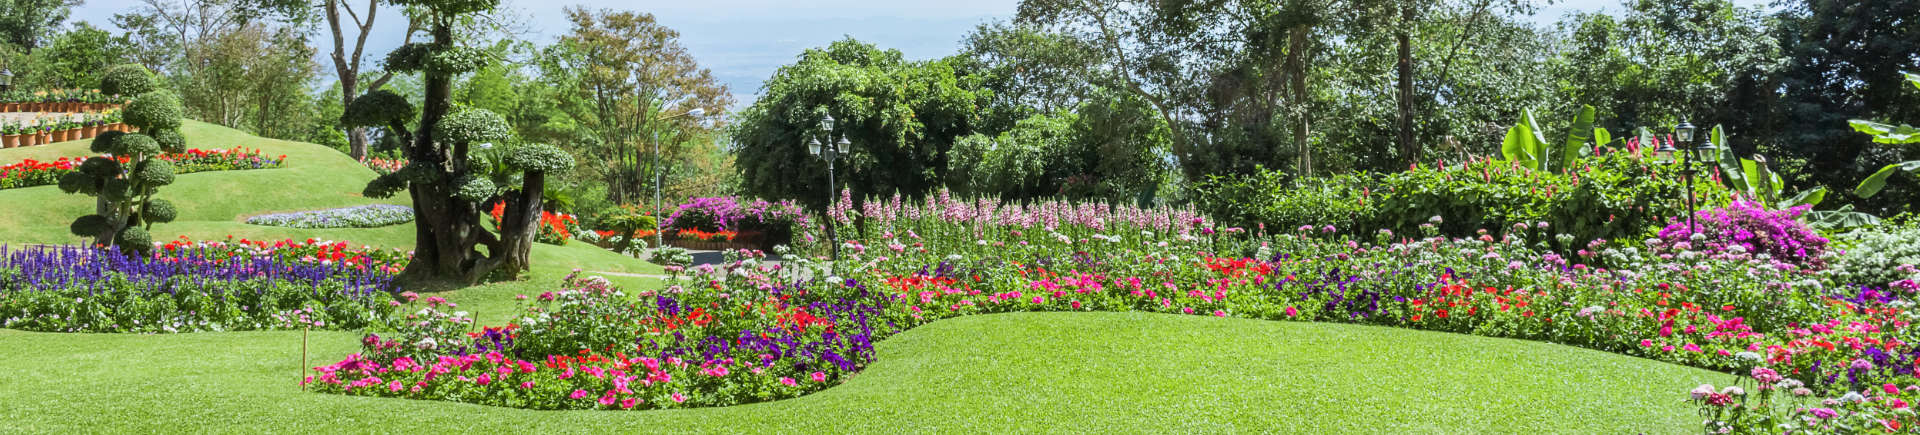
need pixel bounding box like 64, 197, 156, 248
670, 393, 687, 403
1182, 307, 1194, 315
1284, 306, 1298, 317
1070, 300, 1082, 310
520, 381, 535, 389
1213, 310, 1227, 317
1889, 384, 1902, 395
388, 380, 404, 392
598, 392, 617, 406
475, 374, 491, 386
570, 389, 590, 399
620, 398, 641, 409
779, 377, 797, 386
811, 371, 827, 382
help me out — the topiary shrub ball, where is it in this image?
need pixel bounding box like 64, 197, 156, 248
504, 143, 576, 173
341, 90, 417, 129
57, 172, 97, 194
151, 128, 186, 153
144, 199, 177, 223
133, 160, 176, 186
112, 133, 161, 157
99, 64, 158, 97
435, 108, 512, 145
90, 130, 126, 153
102, 178, 135, 202
69, 214, 110, 237
454, 175, 497, 203
123, 92, 184, 131
115, 226, 152, 250
77, 157, 121, 178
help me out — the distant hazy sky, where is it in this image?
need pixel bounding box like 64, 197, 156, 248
66, 0, 1772, 105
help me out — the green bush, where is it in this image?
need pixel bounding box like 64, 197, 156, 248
435, 108, 512, 145
123, 92, 183, 131
340, 90, 416, 129
1194, 152, 1732, 248
99, 64, 157, 97
1193, 169, 1374, 233
503, 143, 575, 173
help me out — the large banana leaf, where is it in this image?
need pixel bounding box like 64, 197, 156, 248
1561, 105, 1595, 170
1594, 127, 1612, 149
1806, 204, 1881, 231
1855, 160, 1920, 198
1850, 120, 1920, 144
1781, 186, 1826, 208
1501, 123, 1538, 169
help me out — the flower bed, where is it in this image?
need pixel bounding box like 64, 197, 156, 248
155, 236, 411, 275
0, 243, 400, 333
487, 202, 578, 245
246, 205, 415, 229
308, 193, 1920, 432
0, 147, 287, 190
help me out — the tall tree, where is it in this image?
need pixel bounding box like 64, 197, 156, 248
1771, 0, 1920, 216
323, 0, 416, 160
538, 7, 729, 208
345, 0, 573, 283
731, 38, 984, 210
0, 0, 80, 51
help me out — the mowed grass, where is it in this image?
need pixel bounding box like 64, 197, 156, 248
0, 120, 661, 275
0, 311, 1723, 434
0, 120, 1721, 433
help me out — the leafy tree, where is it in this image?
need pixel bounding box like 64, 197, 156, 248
731, 38, 985, 210
345, 0, 571, 283
322, 0, 416, 160
537, 7, 730, 209
57, 67, 184, 253
0, 0, 79, 51
1771, 0, 1920, 216
29, 22, 122, 88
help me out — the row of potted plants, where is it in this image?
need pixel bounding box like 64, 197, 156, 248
0, 89, 130, 112
0, 116, 134, 148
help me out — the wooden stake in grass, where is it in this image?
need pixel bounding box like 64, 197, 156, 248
301, 326, 309, 390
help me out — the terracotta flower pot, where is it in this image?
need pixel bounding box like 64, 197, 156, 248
21, 134, 37, 146
38, 133, 52, 144
2, 134, 18, 148
50, 130, 65, 142
1, 102, 13, 111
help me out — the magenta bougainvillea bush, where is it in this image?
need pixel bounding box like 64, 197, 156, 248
1651, 200, 1831, 270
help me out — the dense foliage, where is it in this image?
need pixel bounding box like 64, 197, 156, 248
54, 66, 188, 253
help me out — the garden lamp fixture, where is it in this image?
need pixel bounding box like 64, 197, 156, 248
0, 66, 12, 93
1673, 119, 1704, 235
810, 112, 851, 266
652, 107, 707, 252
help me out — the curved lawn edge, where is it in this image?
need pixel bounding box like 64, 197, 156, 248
0, 311, 1718, 432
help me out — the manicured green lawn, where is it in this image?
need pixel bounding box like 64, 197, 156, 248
0, 121, 1722, 433
0, 311, 1721, 433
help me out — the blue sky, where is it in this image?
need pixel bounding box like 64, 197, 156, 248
67, 0, 1771, 105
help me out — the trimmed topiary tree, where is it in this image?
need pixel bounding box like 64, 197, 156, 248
99, 64, 158, 98
57, 86, 185, 253
342, 0, 571, 283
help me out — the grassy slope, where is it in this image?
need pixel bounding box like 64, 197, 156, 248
0, 120, 658, 276
0, 312, 1723, 434
0, 121, 1723, 432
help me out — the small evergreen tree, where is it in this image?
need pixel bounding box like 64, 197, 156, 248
58, 65, 184, 253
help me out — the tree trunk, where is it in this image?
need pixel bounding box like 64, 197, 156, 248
496, 172, 545, 277
1395, 4, 1417, 168
1286, 24, 1313, 177
399, 19, 499, 285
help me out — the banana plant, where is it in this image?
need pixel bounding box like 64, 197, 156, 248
1852, 72, 1920, 198
1501, 105, 1608, 173
1707, 124, 1876, 229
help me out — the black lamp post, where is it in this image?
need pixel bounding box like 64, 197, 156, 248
0, 66, 13, 93
808, 113, 850, 266
1665, 120, 1719, 235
